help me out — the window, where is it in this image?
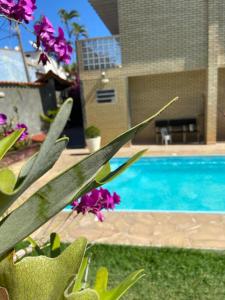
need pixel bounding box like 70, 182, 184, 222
96, 89, 116, 103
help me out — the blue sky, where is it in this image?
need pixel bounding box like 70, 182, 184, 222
0, 0, 110, 50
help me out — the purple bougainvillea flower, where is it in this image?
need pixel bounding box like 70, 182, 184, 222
71, 188, 121, 222
0, 113, 7, 125
15, 123, 29, 140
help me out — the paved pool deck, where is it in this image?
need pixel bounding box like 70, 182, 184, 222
10, 143, 225, 250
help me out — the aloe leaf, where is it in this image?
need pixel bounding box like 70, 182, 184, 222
0, 130, 23, 161
95, 149, 147, 185
0, 169, 16, 194
0, 137, 69, 215
16, 137, 68, 186
17, 98, 72, 190
0, 98, 72, 199
50, 232, 61, 258
94, 267, 145, 300
0, 237, 87, 300
0, 97, 178, 257
95, 163, 111, 183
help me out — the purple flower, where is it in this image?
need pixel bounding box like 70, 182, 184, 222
34, 16, 55, 48
0, 0, 36, 23
34, 17, 72, 65
15, 123, 29, 140
71, 188, 121, 222
38, 53, 50, 65
0, 113, 7, 125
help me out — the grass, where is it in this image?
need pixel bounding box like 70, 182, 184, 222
16, 242, 225, 299
86, 244, 225, 300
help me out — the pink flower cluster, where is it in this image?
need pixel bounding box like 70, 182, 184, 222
0, 0, 36, 23
0, 1, 72, 65
71, 188, 121, 222
34, 16, 72, 65
0, 113, 29, 141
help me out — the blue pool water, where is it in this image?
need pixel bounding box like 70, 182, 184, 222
103, 156, 225, 213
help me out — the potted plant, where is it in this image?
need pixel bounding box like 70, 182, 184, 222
85, 125, 101, 152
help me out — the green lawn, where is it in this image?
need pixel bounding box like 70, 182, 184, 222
16, 242, 225, 299
86, 244, 225, 300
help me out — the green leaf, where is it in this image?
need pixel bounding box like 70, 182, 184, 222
0, 237, 87, 300
73, 257, 88, 292
94, 267, 145, 300
40, 113, 54, 124
0, 98, 72, 216
64, 288, 99, 300
50, 232, 61, 258
0, 169, 16, 194
95, 149, 147, 185
95, 163, 111, 183
94, 267, 108, 295
17, 137, 68, 186
0, 97, 178, 257
26, 236, 44, 256
0, 130, 23, 160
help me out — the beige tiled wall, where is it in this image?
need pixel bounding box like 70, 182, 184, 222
217, 68, 225, 141
78, 0, 225, 144
82, 76, 129, 145
118, 0, 208, 74
129, 71, 206, 144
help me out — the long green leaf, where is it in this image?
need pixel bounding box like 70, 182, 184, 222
95, 149, 147, 185
0, 169, 16, 194
0, 97, 178, 257
0, 97, 72, 213
50, 232, 61, 258
0, 130, 23, 161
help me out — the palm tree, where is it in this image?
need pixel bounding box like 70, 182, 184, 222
58, 8, 88, 75
71, 23, 88, 41
58, 9, 79, 38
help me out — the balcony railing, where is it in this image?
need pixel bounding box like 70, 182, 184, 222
79, 35, 121, 71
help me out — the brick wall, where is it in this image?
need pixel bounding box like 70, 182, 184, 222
129, 71, 206, 144
78, 0, 225, 144
82, 76, 129, 145
217, 69, 225, 141
118, 0, 208, 74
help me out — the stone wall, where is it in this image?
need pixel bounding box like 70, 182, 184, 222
0, 82, 57, 134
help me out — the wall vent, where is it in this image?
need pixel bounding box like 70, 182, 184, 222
96, 89, 116, 103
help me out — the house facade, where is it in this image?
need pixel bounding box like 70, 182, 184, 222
78, 0, 225, 145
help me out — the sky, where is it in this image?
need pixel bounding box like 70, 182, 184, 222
0, 0, 110, 50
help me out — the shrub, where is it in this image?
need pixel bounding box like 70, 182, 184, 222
85, 126, 101, 138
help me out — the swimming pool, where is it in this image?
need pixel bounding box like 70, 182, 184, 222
104, 156, 225, 213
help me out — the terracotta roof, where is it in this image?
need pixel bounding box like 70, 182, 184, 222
0, 81, 43, 87
35, 70, 74, 90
